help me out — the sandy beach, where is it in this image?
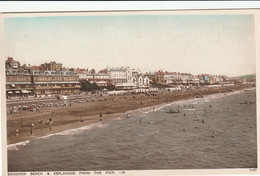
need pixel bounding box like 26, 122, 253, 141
6, 84, 254, 145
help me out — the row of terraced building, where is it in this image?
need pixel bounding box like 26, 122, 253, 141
5, 57, 80, 98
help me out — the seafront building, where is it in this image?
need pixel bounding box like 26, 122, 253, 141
108, 67, 129, 85
163, 72, 184, 85
5, 57, 20, 69
41, 61, 62, 71
86, 73, 111, 87
5, 57, 242, 97
6, 69, 34, 97
84, 67, 149, 90
144, 72, 157, 84
152, 71, 231, 86
132, 69, 150, 88
5, 58, 80, 98
155, 70, 165, 84
107, 67, 149, 89
31, 70, 80, 95
75, 69, 91, 80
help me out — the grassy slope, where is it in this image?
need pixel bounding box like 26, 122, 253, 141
233, 74, 256, 80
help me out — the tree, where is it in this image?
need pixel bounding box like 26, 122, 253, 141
80, 80, 101, 92
107, 84, 116, 91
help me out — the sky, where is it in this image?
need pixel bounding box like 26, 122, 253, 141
2, 14, 256, 77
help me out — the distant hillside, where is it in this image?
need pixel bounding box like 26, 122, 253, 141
233, 74, 256, 80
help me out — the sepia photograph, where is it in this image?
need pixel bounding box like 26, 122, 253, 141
1, 9, 259, 175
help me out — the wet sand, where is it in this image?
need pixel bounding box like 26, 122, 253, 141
7, 84, 254, 145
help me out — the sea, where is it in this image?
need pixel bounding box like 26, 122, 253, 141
7, 89, 257, 171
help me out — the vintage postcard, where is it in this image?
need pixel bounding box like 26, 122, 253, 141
0, 9, 259, 175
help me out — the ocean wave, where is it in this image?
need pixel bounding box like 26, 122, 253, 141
7, 140, 30, 151
8, 122, 107, 150
115, 116, 123, 120
190, 101, 199, 105
183, 108, 196, 111
39, 122, 106, 139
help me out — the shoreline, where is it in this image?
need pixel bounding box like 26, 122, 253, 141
7, 84, 255, 146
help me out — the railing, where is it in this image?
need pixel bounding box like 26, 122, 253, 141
34, 86, 80, 90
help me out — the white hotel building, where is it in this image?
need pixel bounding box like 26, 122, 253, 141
108, 67, 149, 89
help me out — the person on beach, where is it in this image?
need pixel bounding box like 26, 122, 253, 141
211, 132, 215, 138
15, 129, 19, 136
30, 129, 33, 135
31, 122, 35, 128
100, 112, 102, 122
183, 113, 186, 117
140, 118, 142, 123
48, 115, 53, 125
209, 104, 212, 108
80, 115, 84, 122
49, 116, 52, 123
